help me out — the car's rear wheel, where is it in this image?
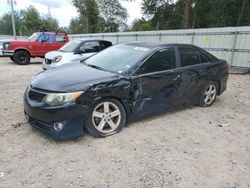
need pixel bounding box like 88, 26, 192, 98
199, 82, 218, 107
85, 98, 126, 138
13, 50, 30, 65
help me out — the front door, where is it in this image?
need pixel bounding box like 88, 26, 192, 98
131, 47, 181, 115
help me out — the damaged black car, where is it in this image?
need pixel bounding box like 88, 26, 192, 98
24, 42, 229, 139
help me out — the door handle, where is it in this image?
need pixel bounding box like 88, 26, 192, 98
174, 74, 181, 81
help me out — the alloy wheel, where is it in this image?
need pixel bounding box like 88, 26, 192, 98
92, 101, 121, 133
204, 84, 217, 105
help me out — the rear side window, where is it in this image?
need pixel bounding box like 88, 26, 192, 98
79, 41, 100, 53
56, 35, 66, 43
100, 41, 112, 50
178, 47, 208, 67
140, 47, 176, 74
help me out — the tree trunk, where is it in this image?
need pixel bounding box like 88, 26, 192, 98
182, 0, 190, 29
237, 0, 246, 26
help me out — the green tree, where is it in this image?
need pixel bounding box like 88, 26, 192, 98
72, 0, 100, 33
20, 6, 42, 35
97, 0, 128, 32
142, 0, 250, 29
131, 18, 153, 31
0, 12, 21, 35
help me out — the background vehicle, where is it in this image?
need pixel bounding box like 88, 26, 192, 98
0, 40, 3, 56
24, 42, 229, 140
42, 39, 112, 70
1, 32, 69, 65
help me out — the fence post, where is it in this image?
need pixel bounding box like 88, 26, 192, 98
135, 34, 138, 41
230, 31, 238, 66
191, 33, 195, 44
116, 35, 119, 44
159, 33, 162, 41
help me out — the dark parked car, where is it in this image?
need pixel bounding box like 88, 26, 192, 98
24, 42, 229, 139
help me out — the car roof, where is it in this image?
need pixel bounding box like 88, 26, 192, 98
122, 41, 199, 49
72, 39, 112, 43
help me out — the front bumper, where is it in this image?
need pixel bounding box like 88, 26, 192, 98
24, 88, 89, 140
2, 50, 14, 56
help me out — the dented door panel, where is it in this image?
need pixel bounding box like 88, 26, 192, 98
131, 70, 181, 115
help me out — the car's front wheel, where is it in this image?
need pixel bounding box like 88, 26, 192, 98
10, 56, 14, 62
199, 82, 218, 107
85, 98, 126, 138
13, 50, 30, 65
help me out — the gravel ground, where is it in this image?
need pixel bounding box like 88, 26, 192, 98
0, 58, 249, 188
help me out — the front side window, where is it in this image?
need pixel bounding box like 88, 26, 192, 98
37, 34, 52, 43
59, 40, 81, 52
140, 47, 176, 74
79, 41, 100, 53
178, 47, 208, 67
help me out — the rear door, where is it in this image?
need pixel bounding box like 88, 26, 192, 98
131, 47, 181, 115
176, 46, 211, 104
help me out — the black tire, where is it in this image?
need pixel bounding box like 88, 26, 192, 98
199, 82, 218, 107
13, 50, 30, 65
10, 56, 14, 62
85, 98, 126, 138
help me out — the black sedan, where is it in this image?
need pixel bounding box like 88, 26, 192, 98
24, 42, 229, 139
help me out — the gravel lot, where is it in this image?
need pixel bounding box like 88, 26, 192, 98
0, 58, 249, 188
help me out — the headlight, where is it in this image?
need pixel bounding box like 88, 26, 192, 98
3, 42, 11, 49
42, 91, 83, 106
54, 56, 62, 63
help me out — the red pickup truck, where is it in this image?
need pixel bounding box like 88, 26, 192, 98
1, 32, 69, 65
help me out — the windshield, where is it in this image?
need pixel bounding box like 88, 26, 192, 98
29, 33, 40, 41
59, 40, 81, 52
84, 44, 149, 73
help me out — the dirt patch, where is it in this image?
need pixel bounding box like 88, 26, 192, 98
0, 58, 249, 187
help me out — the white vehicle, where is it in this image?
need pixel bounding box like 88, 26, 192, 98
0, 40, 4, 56
42, 39, 112, 70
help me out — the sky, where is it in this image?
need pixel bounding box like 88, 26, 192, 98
0, 0, 143, 27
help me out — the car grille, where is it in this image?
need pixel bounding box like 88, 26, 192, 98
45, 58, 52, 64
28, 89, 46, 102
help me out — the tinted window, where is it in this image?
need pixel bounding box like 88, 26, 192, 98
178, 47, 208, 67
56, 35, 66, 42
79, 41, 100, 53
140, 48, 176, 74
37, 34, 52, 43
100, 41, 112, 50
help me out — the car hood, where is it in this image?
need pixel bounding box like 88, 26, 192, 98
31, 63, 119, 92
45, 51, 74, 59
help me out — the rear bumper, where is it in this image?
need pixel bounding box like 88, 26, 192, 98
218, 73, 229, 95
24, 89, 89, 140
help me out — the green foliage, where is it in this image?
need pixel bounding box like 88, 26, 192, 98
70, 0, 128, 33
0, 12, 21, 35
72, 0, 100, 33
141, 0, 250, 30
0, 5, 60, 36
131, 18, 153, 31
97, 0, 128, 32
